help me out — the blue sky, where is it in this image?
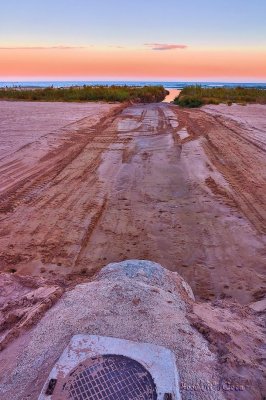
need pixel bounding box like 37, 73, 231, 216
1, 0, 266, 48
0, 0, 265, 81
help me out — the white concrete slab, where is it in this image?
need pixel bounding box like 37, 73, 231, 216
39, 335, 181, 399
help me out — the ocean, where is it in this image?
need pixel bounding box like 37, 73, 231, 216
0, 81, 266, 89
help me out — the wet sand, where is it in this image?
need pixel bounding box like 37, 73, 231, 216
162, 88, 180, 103
0, 101, 265, 309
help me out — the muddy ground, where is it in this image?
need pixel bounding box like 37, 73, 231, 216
0, 101, 265, 349
0, 101, 265, 298
0, 102, 266, 400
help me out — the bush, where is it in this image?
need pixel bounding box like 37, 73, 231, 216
174, 96, 203, 108
0, 85, 167, 104
175, 85, 266, 107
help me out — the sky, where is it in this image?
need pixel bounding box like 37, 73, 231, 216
0, 0, 266, 82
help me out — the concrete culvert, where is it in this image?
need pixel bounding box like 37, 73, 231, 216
0, 260, 264, 400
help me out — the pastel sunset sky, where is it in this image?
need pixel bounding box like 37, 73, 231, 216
1, 0, 266, 82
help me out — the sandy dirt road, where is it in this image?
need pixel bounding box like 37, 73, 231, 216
162, 88, 180, 103
0, 101, 265, 307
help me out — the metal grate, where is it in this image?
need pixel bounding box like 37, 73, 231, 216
59, 354, 157, 400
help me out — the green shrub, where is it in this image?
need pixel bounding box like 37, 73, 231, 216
174, 96, 203, 108
176, 85, 266, 107
0, 85, 167, 103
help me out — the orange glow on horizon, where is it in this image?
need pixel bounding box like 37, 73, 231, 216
1, 47, 266, 81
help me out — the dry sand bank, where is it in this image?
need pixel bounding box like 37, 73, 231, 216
0, 101, 117, 159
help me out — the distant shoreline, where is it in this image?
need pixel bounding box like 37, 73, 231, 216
1, 81, 266, 90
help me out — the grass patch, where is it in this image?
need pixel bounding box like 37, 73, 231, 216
174, 85, 266, 108
0, 85, 166, 103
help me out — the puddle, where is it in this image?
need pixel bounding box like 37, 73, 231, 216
178, 128, 190, 140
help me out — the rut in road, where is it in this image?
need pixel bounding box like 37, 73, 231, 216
0, 103, 265, 304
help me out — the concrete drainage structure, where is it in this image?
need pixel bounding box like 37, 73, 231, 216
0, 260, 230, 400
38, 335, 180, 400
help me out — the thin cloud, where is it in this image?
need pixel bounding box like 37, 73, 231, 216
145, 43, 188, 51
107, 45, 125, 49
0, 45, 87, 50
